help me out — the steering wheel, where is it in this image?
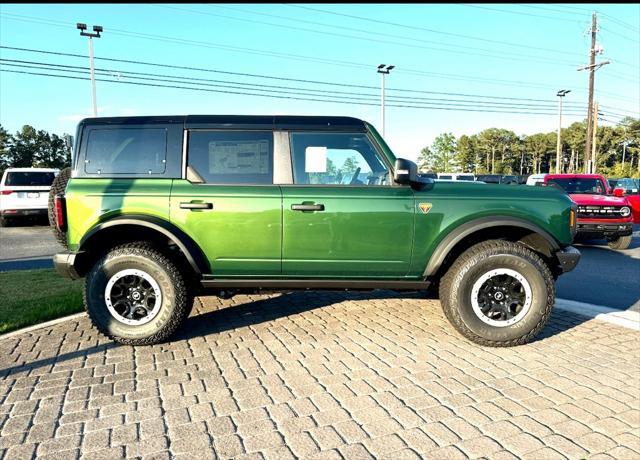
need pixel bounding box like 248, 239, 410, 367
349, 167, 362, 185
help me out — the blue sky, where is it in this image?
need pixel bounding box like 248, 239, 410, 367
1, 3, 638, 161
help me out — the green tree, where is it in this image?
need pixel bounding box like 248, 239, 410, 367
456, 135, 477, 173
340, 156, 359, 179
0, 125, 10, 176
6, 125, 71, 170
419, 132, 457, 173
524, 133, 555, 174
416, 146, 433, 173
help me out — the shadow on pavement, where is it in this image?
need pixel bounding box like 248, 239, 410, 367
0, 288, 608, 377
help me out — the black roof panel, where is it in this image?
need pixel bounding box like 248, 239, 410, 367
79, 115, 367, 131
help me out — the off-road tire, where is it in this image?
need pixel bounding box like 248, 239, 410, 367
48, 167, 72, 249
84, 242, 192, 345
607, 235, 632, 250
439, 239, 554, 347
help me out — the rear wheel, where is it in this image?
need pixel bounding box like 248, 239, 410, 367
607, 235, 632, 250
439, 240, 554, 347
84, 243, 192, 345
0, 216, 10, 227
47, 167, 72, 248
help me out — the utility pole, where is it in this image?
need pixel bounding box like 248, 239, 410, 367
591, 101, 599, 173
578, 13, 609, 173
556, 90, 570, 173
77, 23, 103, 117
377, 64, 394, 137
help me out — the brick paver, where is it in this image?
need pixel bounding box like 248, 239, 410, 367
1, 291, 639, 459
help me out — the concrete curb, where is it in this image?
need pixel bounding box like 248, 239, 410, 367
0, 312, 86, 341
555, 298, 640, 331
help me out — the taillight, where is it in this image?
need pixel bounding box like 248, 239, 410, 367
54, 195, 66, 231
1, 190, 13, 195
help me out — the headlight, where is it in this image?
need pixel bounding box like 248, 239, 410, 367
620, 206, 631, 217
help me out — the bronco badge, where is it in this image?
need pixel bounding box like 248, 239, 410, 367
418, 203, 433, 214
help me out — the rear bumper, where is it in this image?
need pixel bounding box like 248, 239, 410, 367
1, 208, 47, 217
577, 222, 633, 238
555, 245, 581, 273
53, 252, 86, 280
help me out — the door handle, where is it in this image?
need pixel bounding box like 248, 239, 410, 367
291, 203, 325, 211
180, 202, 213, 210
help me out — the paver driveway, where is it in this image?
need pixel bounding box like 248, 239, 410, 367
1, 291, 639, 459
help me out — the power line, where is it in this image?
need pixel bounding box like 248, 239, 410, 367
0, 46, 593, 104
1, 13, 636, 103
456, 4, 588, 23
274, 4, 586, 59
4, 58, 609, 113
154, 4, 578, 67
1, 46, 636, 120
1, 67, 605, 117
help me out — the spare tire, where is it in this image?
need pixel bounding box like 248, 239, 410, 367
48, 167, 72, 249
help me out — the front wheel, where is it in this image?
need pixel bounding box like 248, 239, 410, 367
84, 243, 192, 345
607, 235, 632, 250
439, 240, 554, 347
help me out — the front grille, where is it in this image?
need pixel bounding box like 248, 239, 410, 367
577, 205, 625, 219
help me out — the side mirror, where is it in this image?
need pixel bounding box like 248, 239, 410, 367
613, 188, 625, 197
394, 158, 418, 185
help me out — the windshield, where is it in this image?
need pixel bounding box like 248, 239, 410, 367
546, 177, 606, 195
5, 171, 56, 186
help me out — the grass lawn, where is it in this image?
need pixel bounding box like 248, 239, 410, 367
0, 269, 84, 334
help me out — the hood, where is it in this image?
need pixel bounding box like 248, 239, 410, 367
568, 193, 629, 206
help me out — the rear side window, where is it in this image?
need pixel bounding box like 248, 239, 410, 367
5, 171, 56, 186
85, 128, 167, 174
188, 131, 273, 185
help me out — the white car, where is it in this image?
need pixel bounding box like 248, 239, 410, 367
437, 173, 475, 181
0, 167, 59, 226
526, 173, 548, 186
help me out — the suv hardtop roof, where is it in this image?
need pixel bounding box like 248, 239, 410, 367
545, 174, 605, 180
79, 115, 369, 131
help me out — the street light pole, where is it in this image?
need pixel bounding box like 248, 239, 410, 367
556, 90, 570, 174
77, 23, 103, 117
377, 64, 394, 137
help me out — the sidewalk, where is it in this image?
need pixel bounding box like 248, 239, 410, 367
1, 291, 638, 459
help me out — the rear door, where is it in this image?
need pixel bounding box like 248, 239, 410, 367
170, 129, 282, 276
281, 131, 415, 278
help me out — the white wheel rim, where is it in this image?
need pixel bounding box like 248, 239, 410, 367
105, 269, 162, 325
470, 268, 532, 327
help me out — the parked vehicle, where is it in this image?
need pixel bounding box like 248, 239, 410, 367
476, 174, 521, 185
437, 173, 475, 181
526, 174, 548, 186
52, 115, 580, 347
544, 174, 633, 249
613, 178, 640, 224
0, 167, 59, 226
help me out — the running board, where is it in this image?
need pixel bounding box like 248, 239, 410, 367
200, 279, 430, 291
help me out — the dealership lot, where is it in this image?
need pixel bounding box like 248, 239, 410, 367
1, 290, 639, 459
1, 223, 639, 458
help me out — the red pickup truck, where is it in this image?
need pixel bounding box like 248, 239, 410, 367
544, 174, 634, 250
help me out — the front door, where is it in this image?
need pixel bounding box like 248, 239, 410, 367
282, 131, 415, 278
170, 130, 281, 276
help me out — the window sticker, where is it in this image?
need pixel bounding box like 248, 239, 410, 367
305, 146, 327, 173
208, 140, 269, 174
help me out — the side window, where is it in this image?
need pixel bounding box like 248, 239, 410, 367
188, 131, 273, 185
290, 132, 389, 185
85, 128, 167, 174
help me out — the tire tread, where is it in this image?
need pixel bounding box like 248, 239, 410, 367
439, 239, 555, 347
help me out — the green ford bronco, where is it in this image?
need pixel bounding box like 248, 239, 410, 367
51, 115, 580, 347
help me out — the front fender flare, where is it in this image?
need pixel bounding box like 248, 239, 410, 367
423, 216, 560, 277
